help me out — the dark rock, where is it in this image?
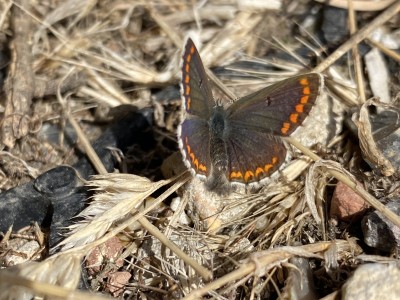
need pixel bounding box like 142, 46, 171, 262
362, 199, 400, 252
0, 109, 153, 248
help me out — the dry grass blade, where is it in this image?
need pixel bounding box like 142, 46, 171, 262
57, 174, 166, 250
348, 0, 366, 104
34, 0, 96, 40
84, 66, 131, 105
304, 165, 326, 224
92, 45, 175, 84
59, 172, 212, 280
201, 11, 263, 66
366, 38, 400, 62
148, 6, 182, 49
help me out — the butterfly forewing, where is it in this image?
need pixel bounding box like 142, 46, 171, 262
227, 73, 323, 136
181, 38, 215, 118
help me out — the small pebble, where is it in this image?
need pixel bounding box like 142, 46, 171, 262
330, 181, 369, 221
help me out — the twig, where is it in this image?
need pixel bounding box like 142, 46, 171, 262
348, 0, 366, 104
1, 0, 35, 148
366, 38, 400, 62
0, 1, 12, 30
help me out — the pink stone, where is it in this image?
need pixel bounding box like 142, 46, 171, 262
330, 181, 370, 221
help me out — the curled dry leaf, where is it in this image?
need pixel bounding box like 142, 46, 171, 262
353, 99, 395, 176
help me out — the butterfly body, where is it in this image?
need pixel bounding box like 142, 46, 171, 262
178, 38, 324, 193
209, 107, 229, 170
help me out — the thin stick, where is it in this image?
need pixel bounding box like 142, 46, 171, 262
140, 214, 213, 280
366, 38, 400, 62
66, 114, 108, 175
348, 0, 366, 104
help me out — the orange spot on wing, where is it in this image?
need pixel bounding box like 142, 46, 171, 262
185, 137, 206, 172
264, 164, 273, 172
255, 167, 264, 178
187, 97, 191, 109
199, 164, 207, 172
186, 54, 192, 62
303, 87, 310, 95
272, 157, 278, 164
244, 171, 254, 182
290, 113, 298, 123
296, 104, 304, 113
185, 63, 189, 73
300, 96, 309, 104
190, 46, 195, 54
300, 78, 309, 85
230, 171, 243, 180
185, 85, 190, 96
185, 74, 190, 84
281, 122, 290, 134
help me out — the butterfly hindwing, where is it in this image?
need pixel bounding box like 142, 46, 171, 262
179, 117, 211, 178
224, 123, 287, 185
